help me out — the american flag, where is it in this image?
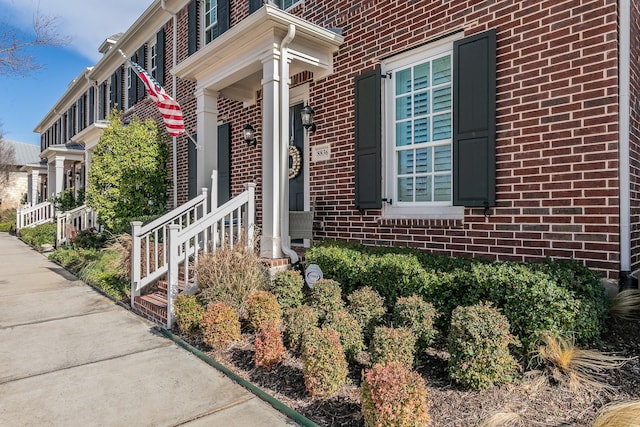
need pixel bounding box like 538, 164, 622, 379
129, 60, 185, 137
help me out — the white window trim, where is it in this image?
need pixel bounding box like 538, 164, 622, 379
202, 0, 218, 46
381, 32, 464, 220
148, 37, 158, 80
125, 63, 133, 110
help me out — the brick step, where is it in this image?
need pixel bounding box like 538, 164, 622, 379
156, 279, 189, 294
134, 293, 168, 325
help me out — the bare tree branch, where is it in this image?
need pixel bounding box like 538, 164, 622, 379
0, 8, 70, 77
0, 125, 17, 188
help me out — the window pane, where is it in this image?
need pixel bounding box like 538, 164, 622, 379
397, 150, 413, 175
432, 86, 451, 112
432, 112, 451, 141
414, 63, 430, 90
396, 121, 412, 147
397, 177, 413, 202
414, 118, 430, 144
433, 56, 451, 85
414, 90, 430, 116
434, 174, 451, 201
396, 95, 411, 120
415, 176, 432, 202
396, 69, 411, 95
415, 148, 432, 173
434, 145, 451, 172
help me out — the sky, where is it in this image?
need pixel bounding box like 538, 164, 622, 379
0, 0, 152, 146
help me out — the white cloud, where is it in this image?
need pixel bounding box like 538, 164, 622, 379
0, 0, 151, 62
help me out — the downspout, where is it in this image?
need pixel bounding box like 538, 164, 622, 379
618, 0, 637, 290
279, 24, 299, 264
161, 0, 179, 208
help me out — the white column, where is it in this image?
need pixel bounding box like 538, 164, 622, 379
55, 156, 65, 197
84, 149, 92, 189
30, 170, 40, 206
260, 54, 283, 259
47, 161, 54, 199
195, 88, 219, 204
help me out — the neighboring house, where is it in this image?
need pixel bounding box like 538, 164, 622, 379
0, 140, 41, 210
32, 0, 640, 286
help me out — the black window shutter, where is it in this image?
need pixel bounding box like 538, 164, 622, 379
89, 87, 95, 124
109, 73, 117, 110
156, 28, 166, 85
188, 135, 198, 200
218, 0, 230, 35
217, 123, 231, 206
354, 68, 382, 210
136, 45, 146, 101
78, 96, 85, 130
249, 0, 262, 14
116, 66, 123, 110
128, 55, 137, 108
188, 0, 198, 56
453, 29, 496, 207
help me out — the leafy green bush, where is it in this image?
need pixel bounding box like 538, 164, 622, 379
448, 302, 520, 390
174, 294, 204, 335
196, 246, 268, 316
304, 243, 367, 294
270, 269, 305, 310
19, 222, 56, 248
326, 310, 365, 361
72, 229, 109, 250
307, 279, 345, 321
245, 290, 282, 332
361, 362, 430, 427
51, 187, 82, 212
301, 326, 349, 398
393, 295, 438, 352
0, 208, 16, 232
347, 286, 386, 334
201, 302, 241, 349
77, 249, 128, 300
254, 320, 286, 370
284, 305, 319, 353
370, 326, 417, 368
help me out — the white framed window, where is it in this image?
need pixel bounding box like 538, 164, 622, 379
126, 63, 133, 109
382, 34, 464, 219
274, 0, 302, 10
203, 0, 218, 44
149, 38, 158, 80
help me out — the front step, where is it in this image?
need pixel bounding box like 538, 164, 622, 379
133, 266, 192, 326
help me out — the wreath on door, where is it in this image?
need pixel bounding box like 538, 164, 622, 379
289, 145, 302, 180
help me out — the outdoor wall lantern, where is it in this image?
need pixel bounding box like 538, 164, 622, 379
243, 123, 257, 147
76, 170, 81, 180
301, 105, 317, 133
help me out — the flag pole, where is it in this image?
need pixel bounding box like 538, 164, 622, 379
183, 129, 201, 150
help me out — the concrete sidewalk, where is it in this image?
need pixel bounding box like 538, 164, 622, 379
0, 233, 298, 426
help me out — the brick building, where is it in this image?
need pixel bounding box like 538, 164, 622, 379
33, 0, 640, 285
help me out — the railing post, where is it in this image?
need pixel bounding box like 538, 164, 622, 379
245, 183, 256, 250
16, 208, 22, 230
55, 211, 63, 248
211, 170, 218, 210
130, 221, 143, 308
201, 188, 208, 217
167, 224, 181, 329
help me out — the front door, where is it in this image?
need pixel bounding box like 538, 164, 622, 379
289, 103, 305, 212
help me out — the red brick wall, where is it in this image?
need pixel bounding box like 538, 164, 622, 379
126, 0, 624, 278
630, 0, 640, 272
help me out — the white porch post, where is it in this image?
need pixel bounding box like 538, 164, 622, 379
195, 88, 219, 206
30, 170, 39, 206
54, 156, 65, 198
260, 54, 283, 259
84, 149, 92, 189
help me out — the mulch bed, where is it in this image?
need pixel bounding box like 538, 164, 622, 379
180, 317, 640, 426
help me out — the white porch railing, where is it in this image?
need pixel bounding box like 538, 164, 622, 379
16, 201, 55, 230
130, 188, 209, 306
166, 182, 256, 327
56, 205, 99, 247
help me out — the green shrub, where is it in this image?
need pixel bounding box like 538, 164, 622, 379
347, 286, 386, 334
174, 294, 204, 335
284, 305, 319, 353
245, 290, 282, 332
254, 321, 286, 370
77, 249, 128, 301
72, 229, 108, 250
448, 302, 520, 390
370, 326, 417, 368
361, 362, 430, 427
19, 222, 56, 248
393, 295, 438, 352
304, 243, 367, 294
326, 310, 365, 361
201, 302, 241, 349
301, 326, 349, 398
196, 246, 268, 316
307, 279, 345, 321
270, 269, 305, 310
